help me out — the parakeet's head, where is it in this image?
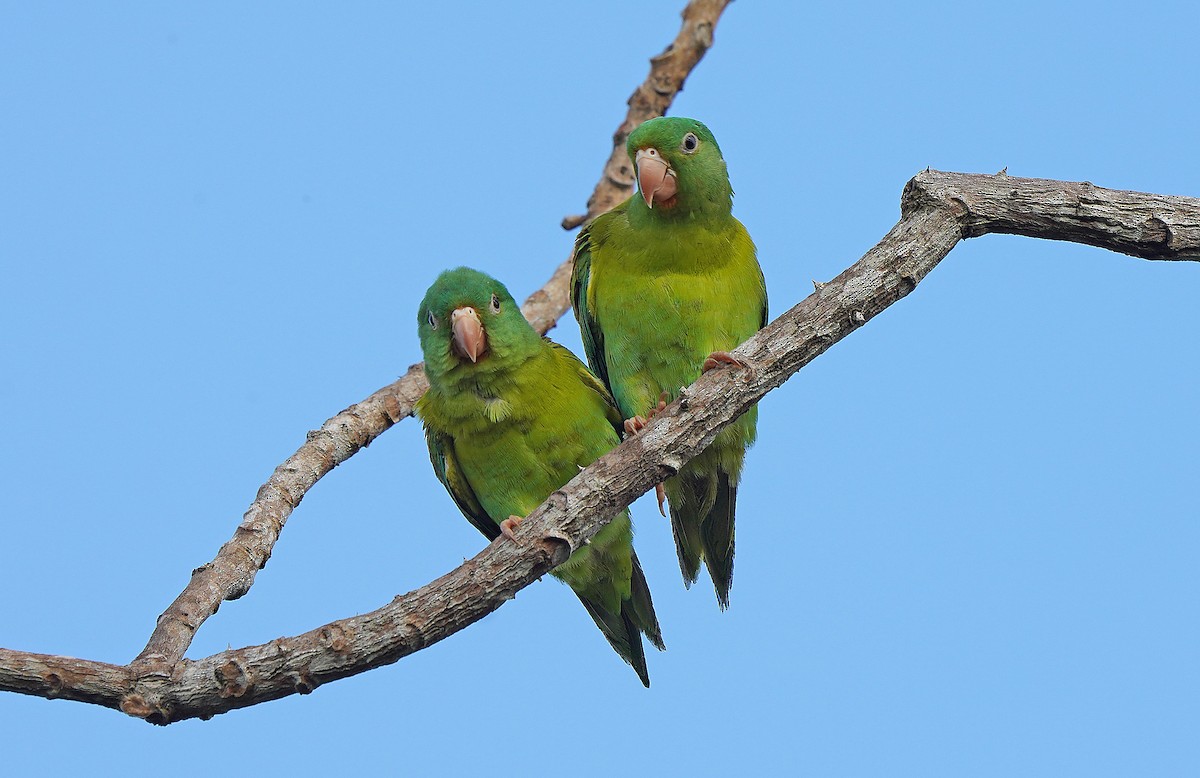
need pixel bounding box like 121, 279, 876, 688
418, 267, 541, 382
625, 116, 732, 217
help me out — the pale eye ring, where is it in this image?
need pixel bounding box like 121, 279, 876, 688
681, 132, 699, 153
427, 311, 438, 330
490, 294, 501, 313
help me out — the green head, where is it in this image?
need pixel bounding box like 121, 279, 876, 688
417, 267, 541, 384
625, 116, 732, 219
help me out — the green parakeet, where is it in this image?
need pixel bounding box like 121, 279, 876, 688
571, 116, 767, 610
415, 267, 665, 686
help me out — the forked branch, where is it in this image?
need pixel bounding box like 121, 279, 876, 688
129, 0, 734, 676
1, 169, 1195, 723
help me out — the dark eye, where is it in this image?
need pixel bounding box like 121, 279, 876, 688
427, 311, 438, 330
681, 132, 699, 153
490, 294, 501, 313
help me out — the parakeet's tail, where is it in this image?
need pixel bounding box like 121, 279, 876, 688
666, 472, 708, 588
562, 514, 662, 686
629, 550, 666, 651
702, 469, 737, 611
666, 467, 737, 609
575, 591, 656, 688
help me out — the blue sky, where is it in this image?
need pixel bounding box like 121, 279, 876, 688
2, 2, 1196, 775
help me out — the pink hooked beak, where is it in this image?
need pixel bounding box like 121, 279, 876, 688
635, 147, 678, 208
451, 306, 487, 363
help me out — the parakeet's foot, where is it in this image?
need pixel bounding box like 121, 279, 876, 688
702, 350, 750, 373
500, 515, 524, 542
621, 392, 670, 437
623, 415, 648, 437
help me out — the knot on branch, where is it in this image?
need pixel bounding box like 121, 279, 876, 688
538, 532, 573, 569
118, 696, 159, 720
289, 671, 319, 695
901, 172, 974, 231
215, 659, 252, 699
223, 573, 255, 601
43, 672, 64, 697
384, 394, 405, 423
319, 624, 352, 655
689, 21, 714, 49
1140, 216, 1173, 249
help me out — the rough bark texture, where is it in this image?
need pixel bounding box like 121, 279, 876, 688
1, 170, 1195, 723
906, 170, 1200, 260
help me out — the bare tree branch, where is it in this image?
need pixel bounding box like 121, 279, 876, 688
907, 169, 1199, 261
128, 0, 733, 677
0, 650, 130, 709
2, 170, 1195, 723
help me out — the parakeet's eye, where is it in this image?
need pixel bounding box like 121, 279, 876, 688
427, 311, 438, 330
681, 132, 699, 154
490, 294, 501, 313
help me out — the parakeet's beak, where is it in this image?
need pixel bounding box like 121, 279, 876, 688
635, 147, 677, 208
451, 306, 487, 363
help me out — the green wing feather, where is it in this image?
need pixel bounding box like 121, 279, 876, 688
547, 338, 623, 437
423, 426, 500, 542
570, 212, 614, 389
758, 275, 770, 330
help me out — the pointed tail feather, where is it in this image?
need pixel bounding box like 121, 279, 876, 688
629, 551, 666, 651
700, 470, 737, 610
666, 473, 711, 587
575, 593, 652, 687
666, 467, 737, 608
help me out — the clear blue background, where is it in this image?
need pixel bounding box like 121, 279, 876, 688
2, 2, 1196, 775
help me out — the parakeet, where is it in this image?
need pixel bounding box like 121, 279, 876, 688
415, 266, 664, 686
570, 116, 767, 610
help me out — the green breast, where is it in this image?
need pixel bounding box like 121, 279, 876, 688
591, 215, 764, 419
429, 349, 620, 523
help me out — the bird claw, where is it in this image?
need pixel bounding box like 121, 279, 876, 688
622, 393, 670, 438
702, 350, 751, 374
500, 515, 524, 542
623, 415, 648, 437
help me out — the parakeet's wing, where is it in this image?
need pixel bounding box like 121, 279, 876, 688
758, 273, 769, 330
570, 217, 611, 389
547, 339, 624, 438
423, 426, 500, 542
